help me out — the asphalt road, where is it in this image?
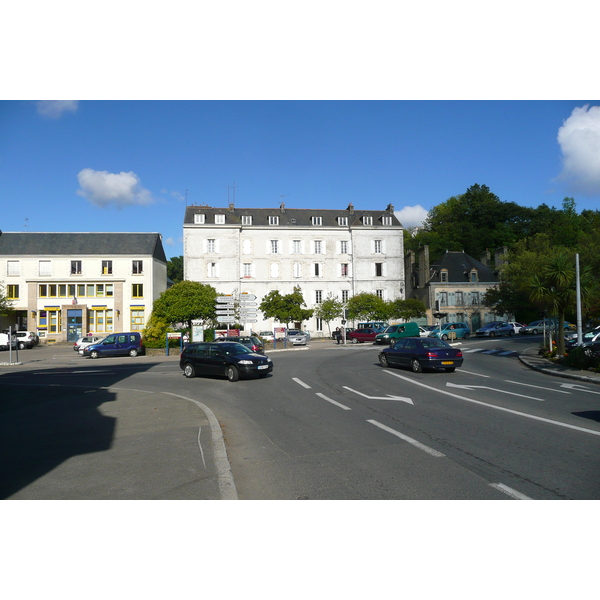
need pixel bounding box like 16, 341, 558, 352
1, 335, 599, 499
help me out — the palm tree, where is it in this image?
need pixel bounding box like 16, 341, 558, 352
529, 252, 594, 355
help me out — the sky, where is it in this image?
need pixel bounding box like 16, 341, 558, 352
1, 99, 599, 261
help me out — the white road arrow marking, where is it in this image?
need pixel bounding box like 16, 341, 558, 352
504, 380, 571, 394
343, 386, 413, 404
446, 382, 545, 401
560, 383, 600, 395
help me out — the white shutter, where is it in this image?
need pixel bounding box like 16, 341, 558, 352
243, 239, 252, 255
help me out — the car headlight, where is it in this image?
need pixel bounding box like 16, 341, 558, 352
238, 360, 253, 365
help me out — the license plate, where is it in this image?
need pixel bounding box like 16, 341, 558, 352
258, 364, 268, 370
441, 361, 454, 365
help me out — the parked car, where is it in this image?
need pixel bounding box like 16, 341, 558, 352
418, 326, 431, 337
507, 322, 526, 334
74, 335, 104, 352
15, 331, 40, 349
82, 332, 144, 358
286, 329, 308, 345
520, 319, 574, 335
428, 322, 471, 341
215, 335, 264, 354
259, 331, 274, 342
379, 337, 463, 373
357, 322, 388, 331
566, 329, 600, 351
475, 321, 514, 337
347, 327, 379, 344
0, 332, 18, 350
180, 341, 273, 381
375, 322, 421, 345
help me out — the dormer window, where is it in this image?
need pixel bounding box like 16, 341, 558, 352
215, 214, 225, 224
337, 216, 348, 226
269, 216, 279, 226
362, 216, 373, 226
381, 215, 392, 226
440, 270, 449, 282
470, 270, 478, 282
241, 215, 253, 225
194, 213, 205, 224
311, 216, 322, 226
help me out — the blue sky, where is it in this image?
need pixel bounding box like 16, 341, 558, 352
1, 100, 599, 260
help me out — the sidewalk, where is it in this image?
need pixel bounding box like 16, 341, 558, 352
518, 347, 600, 386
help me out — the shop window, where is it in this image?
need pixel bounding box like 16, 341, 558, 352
131, 309, 145, 331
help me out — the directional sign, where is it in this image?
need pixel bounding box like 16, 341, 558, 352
342, 386, 413, 405
216, 310, 235, 315
217, 316, 236, 323
239, 301, 258, 307
240, 294, 256, 301
239, 312, 257, 318
216, 296, 235, 303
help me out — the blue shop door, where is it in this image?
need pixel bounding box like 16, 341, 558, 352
67, 309, 83, 342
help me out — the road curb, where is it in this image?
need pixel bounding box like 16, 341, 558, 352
518, 351, 600, 386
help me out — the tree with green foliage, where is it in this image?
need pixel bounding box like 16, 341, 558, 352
0, 283, 14, 316
150, 280, 218, 332
167, 256, 184, 284
313, 294, 344, 336
259, 286, 313, 327
386, 298, 427, 321
345, 293, 388, 323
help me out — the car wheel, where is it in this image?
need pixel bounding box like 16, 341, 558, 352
509, 330, 514, 336
183, 363, 196, 378
584, 348, 593, 357
441, 334, 448, 341
463, 332, 470, 339
90, 350, 99, 359
129, 348, 138, 357
18, 342, 26, 350
411, 358, 422, 373
532, 329, 538, 335
226, 365, 240, 382
445, 367, 456, 372
351, 337, 358, 344
379, 354, 389, 367
489, 331, 495, 338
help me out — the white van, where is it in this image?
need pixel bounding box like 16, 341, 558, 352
0, 333, 18, 350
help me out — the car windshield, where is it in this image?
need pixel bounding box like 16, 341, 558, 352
216, 342, 252, 355
420, 338, 450, 349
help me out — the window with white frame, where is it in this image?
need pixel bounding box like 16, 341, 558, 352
70, 260, 82, 275
243, 263, 252, 277
315, 290, 323, 304
215, 214, 225, 224
311, 216, 322, 226
194, 213, 205, 224
440, 270, 448, 282
313, 263, 322, 277
39, 260, 52, 276
362, 215, 373, 226
7, 260, 20, 276
270, 262, 280, 278
313, 240, 322, 254
375, 289, 384, 299
268, 215, 279, 226
375, 262, 383, 277
340, 240, 349, 254
340, 263, 349, 277
270, 240, 280, 254
241, 215, 253, 225
207, 239, 216, 253
381, 216, 392, 226
439, 292, 448, 305
374, 239, 383, 254
132, 260, 143, 274
316, 318, 323, 332
292, 240, 302, 254
337, 216, 348, 226
341, 290, 349, 302
208, 262, 217, 278
293, 263, 302, 278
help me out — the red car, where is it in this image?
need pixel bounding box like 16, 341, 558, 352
347, 327, 380, 344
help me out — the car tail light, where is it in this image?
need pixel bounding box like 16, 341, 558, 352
426, 352, 439, 358
252, 345, 259, 352
456, 351, 463, 357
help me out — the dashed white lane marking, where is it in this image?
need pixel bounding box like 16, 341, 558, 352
489, 483, 532, 500
457, 369, 490, 377
367, 420, 445, 457
505, 380, 572, 394
292, 377, 312, 389
315, 393, 351, 410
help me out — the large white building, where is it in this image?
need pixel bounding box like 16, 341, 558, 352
0, 232, 167, 343
183, 202, 405, 335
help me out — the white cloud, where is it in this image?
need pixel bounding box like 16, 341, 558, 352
165, 237, 175, 246
395, 205, 429, 228
77, 168, 155, 208
37, 100, 79, 119
557, 104, 600, 197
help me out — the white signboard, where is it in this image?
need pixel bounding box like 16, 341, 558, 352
217, 316, 236, 323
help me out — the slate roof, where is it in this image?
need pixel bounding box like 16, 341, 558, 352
183, 203, 402, 228
0, 232, 167, 262
428, 251, 498, 283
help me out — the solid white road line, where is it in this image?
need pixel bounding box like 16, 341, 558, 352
292, 377, 312, 389
457, 369, 490, 377
489, 483, 533, 500
367, 420, 445, 457
315, 392, 352, 410
383, 370, 600, 437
